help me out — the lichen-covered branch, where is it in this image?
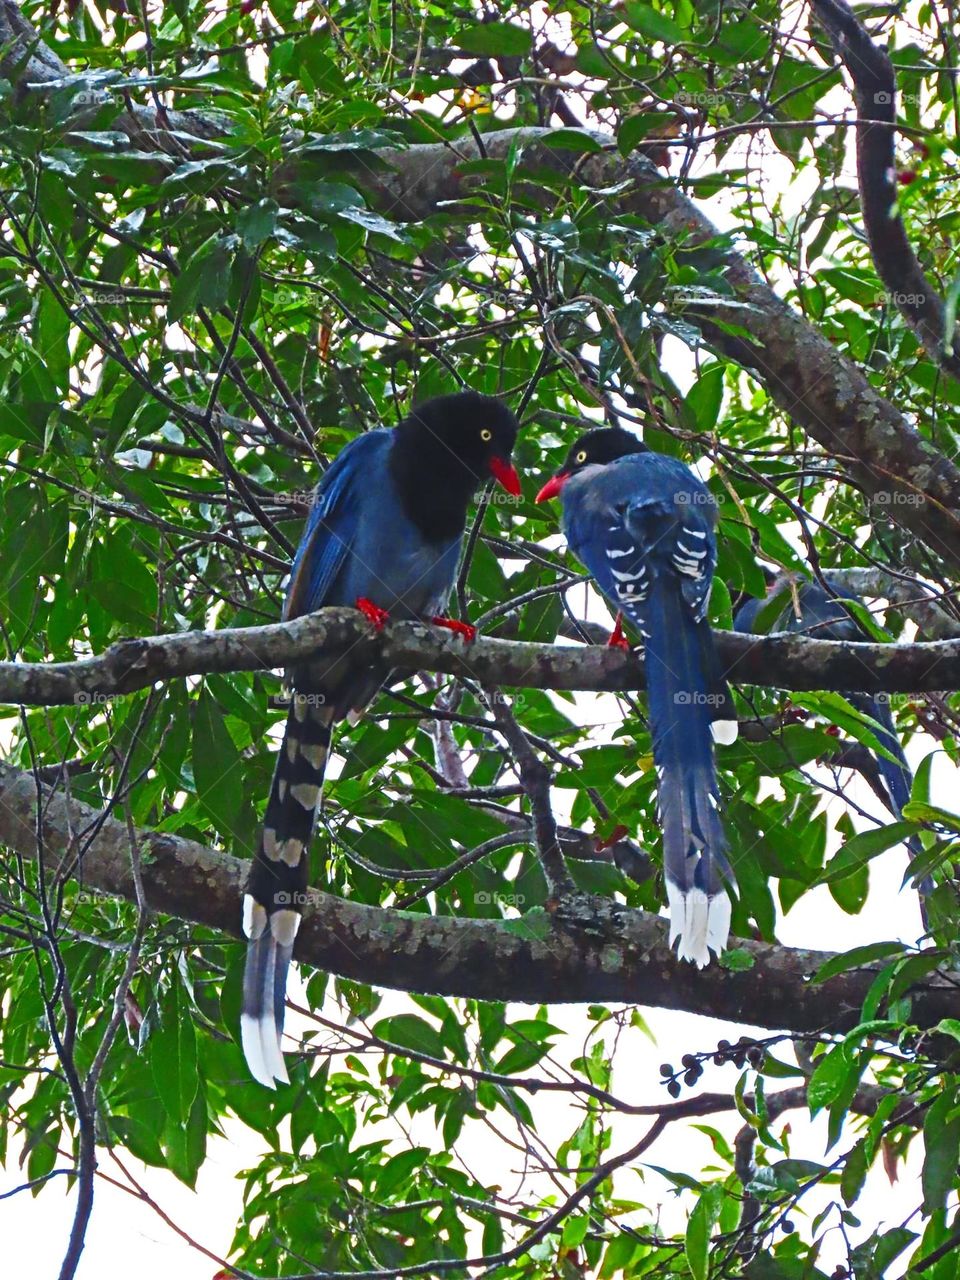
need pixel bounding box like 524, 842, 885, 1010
0, 607, 957, 708
0, 759, 955, 1033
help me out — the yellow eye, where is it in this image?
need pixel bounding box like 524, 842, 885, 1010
480, 428, 492, 442
575, 449, 588, 464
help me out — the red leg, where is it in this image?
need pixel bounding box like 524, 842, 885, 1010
594, 823, 629, 853
432, 615, 477, 643
356, 597, 390, 631
607, 613, 631, 651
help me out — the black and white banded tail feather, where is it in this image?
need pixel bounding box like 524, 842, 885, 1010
242, 693, 333, 1087
643, 575, 735, 967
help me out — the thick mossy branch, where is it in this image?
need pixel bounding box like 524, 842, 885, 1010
0, 760, 953, 1032
0, 606, 957, 706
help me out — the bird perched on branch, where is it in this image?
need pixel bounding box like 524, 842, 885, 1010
536, 427, 737, 967
734, 573, 930, 917
242, 391, 521, 1086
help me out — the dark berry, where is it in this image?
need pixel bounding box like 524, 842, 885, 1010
733, 1053, 746, 1069
667, 1080, 681, 1098
718, 1039, 731, 1051
684, 1069, 698, 1087
748, 1048, 764, 1067
659, 1062, 673, 1077
782, 1220, 794, 1233
681, 1053, 696, 1068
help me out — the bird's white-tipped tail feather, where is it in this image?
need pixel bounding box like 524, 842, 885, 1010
240, 940, 289, 1089
711, 719, 739, 746
241, 894, 294, 1088
666, 883, 731, 968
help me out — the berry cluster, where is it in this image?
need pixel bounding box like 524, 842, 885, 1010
715, 1036, 765, 1069
660, 1037, 766, 1096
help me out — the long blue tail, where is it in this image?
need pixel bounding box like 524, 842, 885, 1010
645, 576, 735, 966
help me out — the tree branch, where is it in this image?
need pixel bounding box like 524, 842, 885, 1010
2, 759, 956, 1034
1, 607, 959, 707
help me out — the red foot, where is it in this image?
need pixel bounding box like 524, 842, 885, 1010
781, 703, 809, 725
356, 597, 390, 631
432, 616, 477, 643
594, 823, 629, 853
607, 613, 631, 651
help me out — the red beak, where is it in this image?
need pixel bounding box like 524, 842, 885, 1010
489, 456, 522, 496
535, 472, 569, 503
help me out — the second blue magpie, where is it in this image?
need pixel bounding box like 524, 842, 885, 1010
242, 391, 520, 1086
536, 427, 737, 967
734, 573, 930, 917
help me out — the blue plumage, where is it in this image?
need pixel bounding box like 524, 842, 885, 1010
242, 393, 519, 1086
285, 431, 461, 628
538, 429, 737, 967
734, 575, 929, 914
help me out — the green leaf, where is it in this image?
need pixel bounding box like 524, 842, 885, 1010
151, 981, 199, 1125
192, 687, 243, 840
163, 1082, 207, 1187
684, 365, 725, 432
35, 287, 71, 393
719, 947, 755, 971
375, 1013, 447, 1060
624, 3, 689, 43
922, 1088, 960, 1211
811, 941, 905, 984
807, 1044, 847, 1114
542, 129, 605, 155
685, 1187, 720, 1280
236, 197, 278, 249
817, 824, 917, 885
458, 22, 533, 56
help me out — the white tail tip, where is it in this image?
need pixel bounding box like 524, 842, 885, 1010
711, 718, 739, 746
666, 883, 731, 968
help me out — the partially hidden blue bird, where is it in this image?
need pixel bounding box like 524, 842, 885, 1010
733, 573, 930, 917
242, 391, 521, 1086
536, 426, 737, 967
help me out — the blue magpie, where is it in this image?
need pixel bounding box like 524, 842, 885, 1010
242, 392, 520, 1086
734, 574, 930, 913
536, 427, 737, 967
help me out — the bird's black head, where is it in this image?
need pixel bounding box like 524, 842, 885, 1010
391, 391, 521, 541
535, 426, 646, 502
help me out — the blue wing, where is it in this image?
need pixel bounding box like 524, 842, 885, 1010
564, 452, 716, 632
283, 431, 393, 621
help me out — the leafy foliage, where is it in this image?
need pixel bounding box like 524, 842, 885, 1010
0, 0, 959, 1277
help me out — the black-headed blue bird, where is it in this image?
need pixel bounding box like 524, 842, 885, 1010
734, 573, 930, 913
536, 426, 737, 968
243, 391, 520, 1086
